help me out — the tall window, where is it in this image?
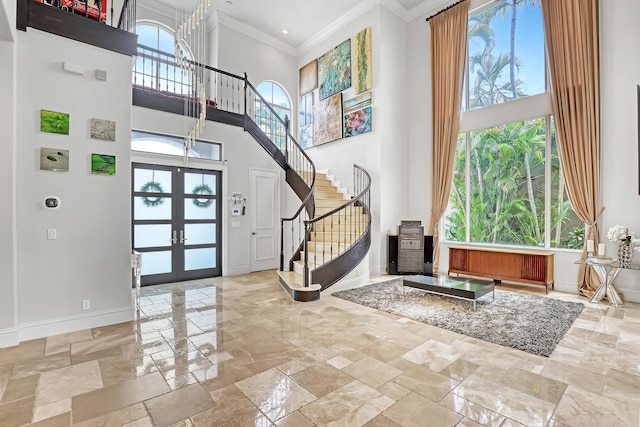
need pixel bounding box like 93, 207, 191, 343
255, 81, 291, 149
445, 0, 582, 249
133, 21, 193, 95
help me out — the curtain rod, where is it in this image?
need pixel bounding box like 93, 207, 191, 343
425, 0, 467, 22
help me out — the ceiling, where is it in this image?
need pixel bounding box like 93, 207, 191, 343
144, 0, 442, 50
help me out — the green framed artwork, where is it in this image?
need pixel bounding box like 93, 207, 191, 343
318, 39, 351, 100
40, 109, 70, 135
91, 153, 116, 175
353, 27, 372, 94
40, 148, 69, 172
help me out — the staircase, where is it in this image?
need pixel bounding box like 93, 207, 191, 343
131, 44, 371, 301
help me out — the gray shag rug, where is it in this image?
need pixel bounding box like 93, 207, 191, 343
332, 278, 585, 357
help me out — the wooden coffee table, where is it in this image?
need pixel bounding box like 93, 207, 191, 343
402, 274, 494, 310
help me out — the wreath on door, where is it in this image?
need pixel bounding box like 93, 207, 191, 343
192, 184, 213, 208
140, 181, 164, 207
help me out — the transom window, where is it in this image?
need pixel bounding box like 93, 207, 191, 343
445, 0, 582, 250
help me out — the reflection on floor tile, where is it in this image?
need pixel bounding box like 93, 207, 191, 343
0, 271, 639, 426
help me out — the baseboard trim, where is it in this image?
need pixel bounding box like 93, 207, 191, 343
17, 306, 134, 343
0, 328, 20, 348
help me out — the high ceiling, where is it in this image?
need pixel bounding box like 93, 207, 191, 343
145, 0, 441, 50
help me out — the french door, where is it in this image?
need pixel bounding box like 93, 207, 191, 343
132, 163, 222, 285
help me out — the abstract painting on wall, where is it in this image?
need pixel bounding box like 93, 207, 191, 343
299, 60, 318, 96
344, 106, 372, 137
40, 148, 69, 172
318, 39, 351, 100
40, 109, 70, 135
299, 124, 313, 149
91, 153, 116, 175
353, 27, 372, 94
313, 93, 342, 145
343, 91, 372, 114
90, 118, 116, 141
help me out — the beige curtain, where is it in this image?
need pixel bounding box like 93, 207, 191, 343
542, 0, 602, 296
428, 0, 469, 273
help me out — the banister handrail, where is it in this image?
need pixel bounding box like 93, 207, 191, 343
136, 44, 245, 80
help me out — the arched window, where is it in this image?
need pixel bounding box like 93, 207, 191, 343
133, 21, 193, 95
255, 81, 291, 148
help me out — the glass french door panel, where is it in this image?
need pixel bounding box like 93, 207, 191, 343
134, 168, 172, 193
184, 223, 216, 245
185, 247, 216, 271
184, 199, 216, 220
134, 197, 172, 220
134, 224, 172, 248
141, 251, 172, 275
184, 173, 217, 195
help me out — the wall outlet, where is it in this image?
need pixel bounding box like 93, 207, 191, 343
82, 299, 90, 310
47, 229, 57, 240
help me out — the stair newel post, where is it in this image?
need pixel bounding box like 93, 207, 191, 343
284, 114, 290, 162
303, 221, 310, 287
243, 72, 248, 130
279, 218, 284, 272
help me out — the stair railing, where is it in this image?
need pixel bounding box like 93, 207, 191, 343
301, 165, 371, 288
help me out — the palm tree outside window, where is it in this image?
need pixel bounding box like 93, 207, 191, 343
444, 0, 582, 249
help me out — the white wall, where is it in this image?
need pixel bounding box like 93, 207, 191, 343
0, 0, 17, 344
14, 29, 133, 341
132, 106, 284, 276
599, 0, 640, 302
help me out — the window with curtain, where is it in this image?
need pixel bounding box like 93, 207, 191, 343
133, 21, 193, 96
255, 81, 292, 149
444, 0, 582, 249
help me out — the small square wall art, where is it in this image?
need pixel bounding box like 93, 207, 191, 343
90, 118, 116, 141
40, 109, 70, 135
91, 153, 116, 175
40, 148, 69, 172
318, 39, 351, 100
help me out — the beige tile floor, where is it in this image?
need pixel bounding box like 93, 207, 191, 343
1, 270, 640, 426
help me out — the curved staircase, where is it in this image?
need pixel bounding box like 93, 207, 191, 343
131, 45, 371, 301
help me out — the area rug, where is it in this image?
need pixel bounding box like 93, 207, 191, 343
331, 278, 585, 357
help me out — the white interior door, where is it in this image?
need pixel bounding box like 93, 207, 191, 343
250, 168, 279, 272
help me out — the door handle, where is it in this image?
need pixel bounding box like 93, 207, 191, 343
252, 232, 257, 235
171, 230, 178, 244
180, 230, 187, 243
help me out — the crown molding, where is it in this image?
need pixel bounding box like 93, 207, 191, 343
295, 0, 380, 55
216, 11, 297, 57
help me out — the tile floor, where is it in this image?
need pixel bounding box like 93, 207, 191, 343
1, 270, 639, 426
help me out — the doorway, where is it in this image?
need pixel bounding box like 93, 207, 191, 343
132, 163, 222, 285
250, 168, 280, 272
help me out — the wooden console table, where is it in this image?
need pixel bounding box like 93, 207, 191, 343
448, 246, 554, 293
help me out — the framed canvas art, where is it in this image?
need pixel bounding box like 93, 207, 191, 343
353, 27, 372, 94
318, 40, 351, 100
313, 93, 342, 145
344, 106, 372, 137
90, 118, 116, 141
40, 109, 70, 135
299, 60, 318, 96
40, 148, 69, 172
91, 153, 116, 175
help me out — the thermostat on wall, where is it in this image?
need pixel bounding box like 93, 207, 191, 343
43, 196, 61, 209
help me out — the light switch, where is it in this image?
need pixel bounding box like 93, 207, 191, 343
47, 229, 57, 240
231, 222, 240, 228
